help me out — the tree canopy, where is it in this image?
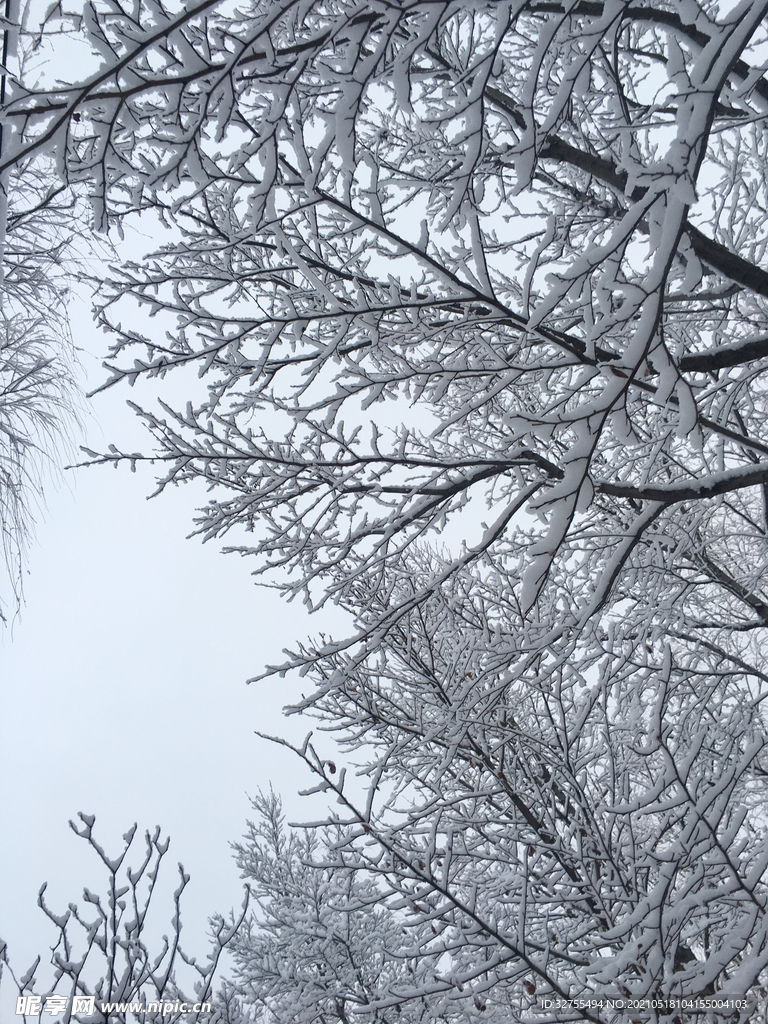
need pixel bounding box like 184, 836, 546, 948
8, 0, 768, 1017
0, 149, 84, 614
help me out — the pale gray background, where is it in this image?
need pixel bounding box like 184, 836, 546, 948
1, 292, 343, 1002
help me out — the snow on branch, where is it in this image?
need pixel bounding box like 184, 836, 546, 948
9, 0, 768, 1014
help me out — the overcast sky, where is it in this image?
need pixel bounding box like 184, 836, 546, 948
0, 292, 345, 1005
0, 10, 353, 1007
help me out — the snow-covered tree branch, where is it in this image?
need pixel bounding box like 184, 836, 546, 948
0, 155, 85, 614
9, 0, 768, 1016
4, 814, 247, 1023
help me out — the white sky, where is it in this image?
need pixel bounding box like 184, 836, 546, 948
0, 3, 485, 1005
0, 291, 346, 1005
